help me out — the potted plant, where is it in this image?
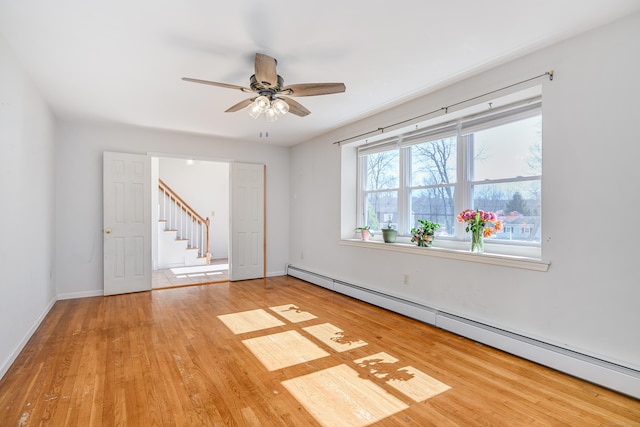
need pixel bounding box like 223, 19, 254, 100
354, 226, 373, 241
410, 219, 441, 247
381, 220, 398, 243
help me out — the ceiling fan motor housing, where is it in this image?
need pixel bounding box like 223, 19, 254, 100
250, 74, 284, 99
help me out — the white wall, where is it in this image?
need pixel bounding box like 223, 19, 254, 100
55, 123, 289, 298
158, 157, 229, 260
0, 36, 56, 378
289, 13, 640, 371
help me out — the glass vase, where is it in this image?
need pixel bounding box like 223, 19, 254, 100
470, 227, 484, 253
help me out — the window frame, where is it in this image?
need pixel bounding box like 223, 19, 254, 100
356, 95, 542, 257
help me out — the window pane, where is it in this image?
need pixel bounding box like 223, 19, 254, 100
473, 181, 541, 242
410, 187, 455, 236
411, 137, 457, 186
366, 151, 399, 190
471, 115, 541, 181
365, 191, 397, 231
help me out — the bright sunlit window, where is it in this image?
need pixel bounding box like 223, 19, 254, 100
356, 90, 542, 254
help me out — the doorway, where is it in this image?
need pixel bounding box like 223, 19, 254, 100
104, 152, 265, 295
151, 156, 230, 289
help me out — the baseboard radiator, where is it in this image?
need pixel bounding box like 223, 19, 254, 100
286, 264, 640, 399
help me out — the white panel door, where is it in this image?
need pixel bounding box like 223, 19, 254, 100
103, 151, 151, 295
229, 163, 265, 281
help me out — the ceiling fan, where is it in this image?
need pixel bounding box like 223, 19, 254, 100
182, 53, 346, 120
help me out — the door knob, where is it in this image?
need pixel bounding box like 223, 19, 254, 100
105, 228, 112, 234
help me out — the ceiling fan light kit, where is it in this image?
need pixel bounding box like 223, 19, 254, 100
248, 96, 290, 122
248, 95, 270, 118
182, 53, 346, 121
272, 98, 289, 115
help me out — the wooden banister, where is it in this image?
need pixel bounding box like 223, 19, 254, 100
158, 179, 211, 264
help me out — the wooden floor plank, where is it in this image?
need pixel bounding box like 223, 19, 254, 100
0, 276, 638, 426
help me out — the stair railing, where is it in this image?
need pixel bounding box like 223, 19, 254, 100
158, 179, 211, 264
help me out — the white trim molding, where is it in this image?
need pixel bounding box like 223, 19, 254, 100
340, 239, 550, 272
286, 264, 639, 399
57, 290, 104, 300
0, 296, 57, 380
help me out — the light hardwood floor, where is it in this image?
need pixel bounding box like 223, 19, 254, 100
0, 276, 638, 426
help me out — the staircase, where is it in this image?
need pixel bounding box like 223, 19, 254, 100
157, 179, 211, 268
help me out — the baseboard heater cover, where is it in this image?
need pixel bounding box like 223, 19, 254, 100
333, 280, 437, 326
436, 312, 640, 399
286, 265, 334, 290
286, 265, 436, 325
286, 264, 640, 399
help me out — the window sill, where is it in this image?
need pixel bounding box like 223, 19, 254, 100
339, 239, 550, 272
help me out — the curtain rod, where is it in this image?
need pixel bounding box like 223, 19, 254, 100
333, 70, 554, 145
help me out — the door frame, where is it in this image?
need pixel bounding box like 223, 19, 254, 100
106, 152, 269, 293
145, 153, 265, 285
150, 154, 231, 275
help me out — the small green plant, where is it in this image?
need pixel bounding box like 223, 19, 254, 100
354, 226, 374, 237
410, 219, 441, 247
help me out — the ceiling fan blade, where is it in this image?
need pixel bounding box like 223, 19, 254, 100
225, 98, 255, 112
254, 53, 278, 88
282, 97, 311, 117
281, 83, 346, 97
182, 77, 251, 92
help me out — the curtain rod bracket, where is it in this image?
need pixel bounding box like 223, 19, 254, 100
548, 70, 554, 81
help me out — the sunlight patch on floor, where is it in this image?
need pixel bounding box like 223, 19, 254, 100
175, 272, 223, 278
170, 264, 229, 275
242, 330, 330, 371
217, 309, 285, 334
218, 303, 451, 426
282, 364, 409, 427
269, 304, 318, 323
354, 352, 451, 402
303, 323, 368, 353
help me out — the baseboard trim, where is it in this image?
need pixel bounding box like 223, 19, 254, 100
286, 264, 640, 399
57, 290, 104, 300
267, 269, 286, 278
0, 295, 57, 380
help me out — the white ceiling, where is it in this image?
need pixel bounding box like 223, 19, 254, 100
1, 1, 639, 147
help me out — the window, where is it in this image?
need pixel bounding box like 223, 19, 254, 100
357, 93, 542, 253
407, 133, 458, 237
362, 148, 399, 230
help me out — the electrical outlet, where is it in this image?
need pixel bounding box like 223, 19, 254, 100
301, 251, 304, 260
403, 274, 410, 285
